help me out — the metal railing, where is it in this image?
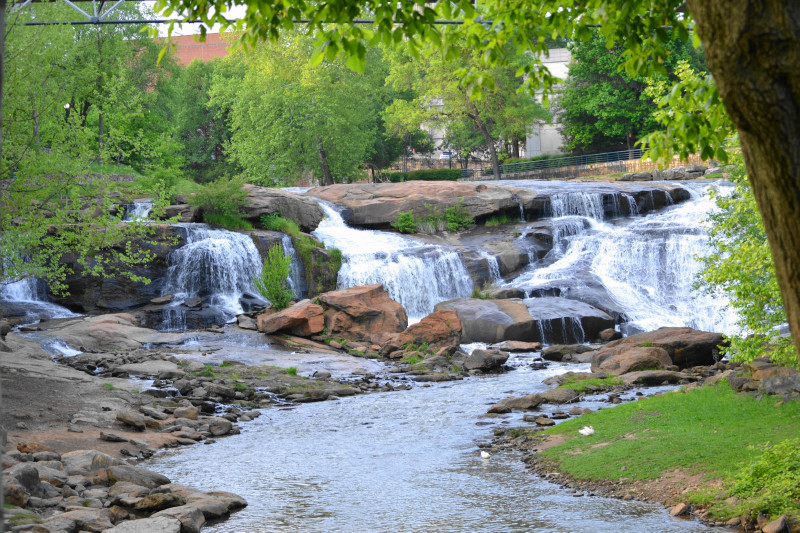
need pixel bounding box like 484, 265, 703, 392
460, 149, 645, 179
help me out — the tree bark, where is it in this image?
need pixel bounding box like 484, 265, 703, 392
687, 1, 800, 359
315, 134, 334, 186
468, 103, 501, 179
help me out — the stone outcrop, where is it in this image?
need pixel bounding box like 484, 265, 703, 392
257, 299, 325, 336
317, 284, 408, 344
386, 309, 463, 352
241, 184, 324, 233
542, 344, 596, 362
42, 313, 187, 352
524, 297, 616, 344
590, 327, 725, 370
435, 298, 537, 344
463, 348, 509, 372
591, 346, 674, 375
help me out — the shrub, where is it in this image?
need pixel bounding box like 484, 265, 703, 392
730, 439, 800, 520
285, 366, 298, 376
260, 213, 300, 237
443, 200, 474, 231
392, 210, 417, 233
253, 243, 294, 310
204, 212, 253, 230
384, 168, 461, 182
485, 214, 513, 227
190, 176, 248, 217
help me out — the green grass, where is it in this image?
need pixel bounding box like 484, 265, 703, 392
285, 366, 298, 376
637, 340, 655, 347
102, 383, 116, 391
540, 382, 800, 521
485, 214, 514, 226
558, 376, 623, 392
260, 213, 301, 237
203, 212, 253, 230
402, 355, 424, 365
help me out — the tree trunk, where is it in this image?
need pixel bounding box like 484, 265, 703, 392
468, 103, 501, 179
511, 138, 520, 159
315, 134, 334, 186
687, 1, 800, 360
33, 108, 40, 148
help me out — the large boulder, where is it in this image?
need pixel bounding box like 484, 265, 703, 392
48, 225, 182, 313
308, 181, 536, 229
42, 314, 185, 352
463, 348, 509, 371
241, 185, 324, 233
257, 299, 325, 336
389, 309, 462, 351
591, 346, 673, 376
524, 297, 616, 344
434, 298, 536, 344
592, 327, 724, 369
318, 284, 407, 344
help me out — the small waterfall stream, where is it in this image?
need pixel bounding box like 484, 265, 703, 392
160, 224, 262, 330
0, 276, 77, 322
122, 201, 153, 221
312, 202, 473, 320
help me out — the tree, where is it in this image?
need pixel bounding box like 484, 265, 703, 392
558, 30, 706, 154
211, 32, 378, 186
384, 41, 550, 179
152, 0, 800, 362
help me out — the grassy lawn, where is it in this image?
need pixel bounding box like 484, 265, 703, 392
556, 375, 623, 392
539, 382, 800, 522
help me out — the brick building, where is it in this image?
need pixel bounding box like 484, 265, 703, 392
170, 33, 231, 65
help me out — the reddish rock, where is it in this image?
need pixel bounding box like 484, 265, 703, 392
591, 346, 673, 376
241, 184, 324, 232
391, 309, 462, 350
490, 340, 542, 352
598, 328, 622, 342
256, 300, 325, 336
318, 284, 407, 344
593, 327, 724, 369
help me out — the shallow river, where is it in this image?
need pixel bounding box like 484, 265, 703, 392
150, 352, 714, 533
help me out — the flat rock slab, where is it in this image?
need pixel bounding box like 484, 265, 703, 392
117, 360, 182, 377
105, 515, 182, 533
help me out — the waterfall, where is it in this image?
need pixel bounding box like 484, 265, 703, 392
122, 201, 153, 221
281, 235, 308, 299
509, 182, 739, 335
623, 193, 640, 216
312, 202, 474, 320
160, 224, 262, 330
550, 193, 605, 220
511, 193, 525, 221
479, 251, 501, 281
0, 276, 77, 321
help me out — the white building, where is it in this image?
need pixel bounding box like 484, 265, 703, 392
526, 48, 570, 157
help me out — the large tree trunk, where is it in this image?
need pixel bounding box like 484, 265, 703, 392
687, 1, 800, 359
315, 134, 334, 186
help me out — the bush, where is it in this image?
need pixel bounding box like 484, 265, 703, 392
190, 176, 249, 217
204, 212, 253, 230
730, 439, 800, 520
384, 168, 462, 182
443, 200, 474, 231
392, 210, 417, 233
260, 213, 300, 237
253, 243, 294, 310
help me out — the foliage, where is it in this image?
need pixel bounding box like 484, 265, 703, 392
210, 32, 379, 186
293, 235, 342, 296
696, 157, 796, 367
641, 61, 734, 165
485, 215, 513, 227
540, 382, 800, 521
285, 366, 298, 376
203, 212, 253, 230
730, 439, 800, 521
253, 244, 294, 310
557, 376, 623, 392
383, 168, 462, 182
442, 201, 474, 232
260, 214, 301, 238
391, 211, 417, 234
189, 175, 248, 217
558, 30, 706, 153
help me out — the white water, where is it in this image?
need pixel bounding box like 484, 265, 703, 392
122, 201, 153, 221
550, 192, 606, 220
509, 181, 738, 335
0, 276, 78, 321
160, 224, 262, 329
281, 235, 308, 299
312, 202, 473, 320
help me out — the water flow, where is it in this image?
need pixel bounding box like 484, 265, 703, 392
160, 224, 262, 329
0, 276, 77, 321
312, 202, 473, 320
122, 201, 153, 221
510, 182, 738, 334
479, 251, 501, 281
550, 192, 606, 220
150, 354, 714, 533
281, 235, 308, 299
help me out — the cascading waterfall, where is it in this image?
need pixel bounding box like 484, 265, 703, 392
311, 202, 473, 320
479, 251, 501, 281
511, 193, 525, 221
281, 235, 308, 299
122, 201, 153, 221
508, 181, 739, 335
549, 192, 606, 220
160, 224, 262, 330
0, 275, 77, 321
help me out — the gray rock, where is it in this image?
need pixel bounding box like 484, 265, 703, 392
140, 406, 169, 420
117, 410, 147, 431
108, 465, 171, 489
134, 492, 186, 512
619, 171, 653, 181
540, 388, 581, 404
173, 406, 199, 420
33, 451, 61, 462
61, 449, 123, 475
100, 431, 129, 442
237, 314, 257, 330
621, 370, 690, 385
105, 515, 183, 533
542, 344, 595, 362
524, 297, 616, 344
495, 393, 543, 410
5, 463, 45, 498
153, 505, 207, 533
762, 515, 790, 533
57, 507, 114, 532
207, 417, 233, 436
32, 517, 78, 532
760, 373, 800, 395
464, 349, 509, 371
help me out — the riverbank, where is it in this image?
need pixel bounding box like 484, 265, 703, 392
490, 378, 800, 532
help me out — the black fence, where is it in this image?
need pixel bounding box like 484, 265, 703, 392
461, 149, 644, 179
